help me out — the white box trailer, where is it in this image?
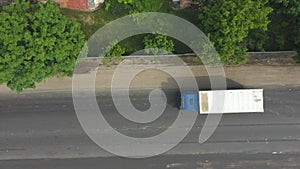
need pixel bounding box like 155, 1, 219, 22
178, 89, 264, 114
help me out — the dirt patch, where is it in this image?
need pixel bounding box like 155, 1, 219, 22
68, 16, 79, 21
81, 15, 94, 25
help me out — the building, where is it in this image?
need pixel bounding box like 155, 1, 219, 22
0, 0, 13, 6
59, 0, 104, 11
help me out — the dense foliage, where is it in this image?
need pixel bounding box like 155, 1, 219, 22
143, 34, 175, 55
104, 42, 126, 58
100, 42, 125, 65
199, 0, 272, 64
0, 1, 85, 92
270, 0, 300, 15
268, 0, 300, 61
245, 0, 300, 62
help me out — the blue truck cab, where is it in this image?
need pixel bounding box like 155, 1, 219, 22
177, 92, 199, 111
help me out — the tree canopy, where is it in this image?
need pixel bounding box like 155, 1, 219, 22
268, 0, 300, 62
0, 1, 85, 92
269, 0, 300, 15
199, 0, 272, 64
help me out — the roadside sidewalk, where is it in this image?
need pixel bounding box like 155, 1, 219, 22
1, 58, 300, 94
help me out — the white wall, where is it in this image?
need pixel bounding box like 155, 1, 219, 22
94, 0, 104, 6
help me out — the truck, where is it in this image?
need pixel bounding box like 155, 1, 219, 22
177, 89, 264, 114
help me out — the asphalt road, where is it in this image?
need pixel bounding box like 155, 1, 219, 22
2, 153, 300, 169
1, 87, 300, 168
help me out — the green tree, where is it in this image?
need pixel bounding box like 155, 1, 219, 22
294, 18, 300, 63
270, 0, 300, 15
0, 1, 85, 92
267, 0, 300, 62
245, 29, 268, 52
199, 0, 272, 64
100, 41, 125, 66
143, 34, 175, 55
104, 42, 126, 58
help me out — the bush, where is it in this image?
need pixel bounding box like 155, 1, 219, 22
104, 43, 126, 58
199, 0, 272, 64
100, 42, 125, 66
143, 34, 175, 55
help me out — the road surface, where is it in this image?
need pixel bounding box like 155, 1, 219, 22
1, 153, 300, 169
1, 87, 300, 168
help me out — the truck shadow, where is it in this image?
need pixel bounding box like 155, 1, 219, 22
160, 76, 244, 107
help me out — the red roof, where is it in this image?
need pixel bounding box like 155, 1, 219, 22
61, 0, 88, 10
